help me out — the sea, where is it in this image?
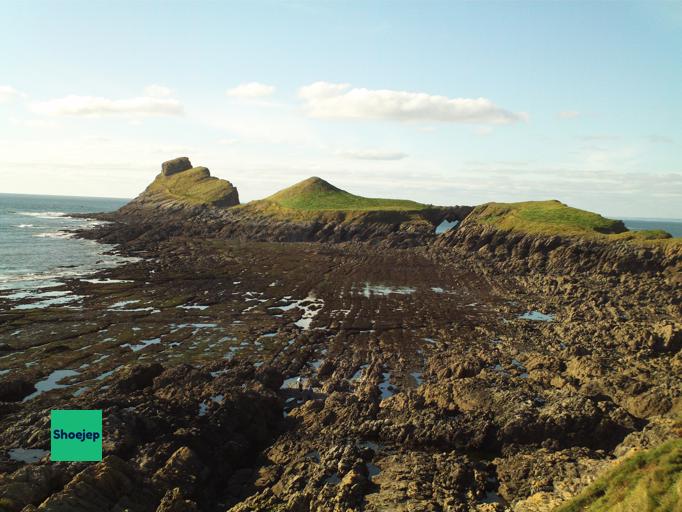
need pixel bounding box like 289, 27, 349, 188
618, 218, 682, 238
1, 193, 681, 294
0, 193, 130, 293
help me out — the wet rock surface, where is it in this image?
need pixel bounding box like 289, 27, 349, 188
0, 213, 680, 511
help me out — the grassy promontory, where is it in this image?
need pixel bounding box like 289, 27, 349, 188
467, 200, 676, 243
262, 177, 429, 212
143, 167, 239, 207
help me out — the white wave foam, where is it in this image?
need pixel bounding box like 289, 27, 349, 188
0, 269, 84, 285
16, 211, 68, 219
15, 224, 37, 228
33, 231, 75, 239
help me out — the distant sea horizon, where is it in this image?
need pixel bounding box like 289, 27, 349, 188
3, 191, 681, 223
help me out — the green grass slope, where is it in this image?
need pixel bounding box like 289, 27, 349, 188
470, 200, 627, 235
467, 200, 677, 243
264, 177, 428, 211
144, 167, 238, 206
554, 438, 682, 512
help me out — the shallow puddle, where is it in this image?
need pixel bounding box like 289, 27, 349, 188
121, 338, 161, 352
8, 448, 49, 463
360, 283, 415, 298
23, 369, 80, 401
367, 462, 381, 480
519, 311, 554, 322
378, 372, 395, 399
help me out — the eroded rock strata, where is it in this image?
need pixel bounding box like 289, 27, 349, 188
1, 160, 679, 511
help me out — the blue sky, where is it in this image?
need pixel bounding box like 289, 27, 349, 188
1, 0, 681, 218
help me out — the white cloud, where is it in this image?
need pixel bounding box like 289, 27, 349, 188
81, 135, 112, 144
144, 84, 173, 97
202, 110, 316, 145
9, 117, 58, 128
30, 94, 184, 117
299, 81, 351, 99
217, 138, 239, 145
151, 145, 195, 155
226, 82, 276, 98
335, 149, 408, 160
0, 86, 25, 103
298, 81, 526, 124
558, 110, 581, 119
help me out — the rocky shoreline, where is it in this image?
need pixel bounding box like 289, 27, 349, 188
0, 160, 679, 512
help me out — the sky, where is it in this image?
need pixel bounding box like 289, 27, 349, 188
1, 0, 681, 218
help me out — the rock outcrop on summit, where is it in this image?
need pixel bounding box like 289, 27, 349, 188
161, 156, 193, 176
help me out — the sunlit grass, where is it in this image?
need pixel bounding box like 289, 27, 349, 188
264, 177, 428, 211
470, 200, 677, 244
555, 439, 682, 512
146, 167, 237, 206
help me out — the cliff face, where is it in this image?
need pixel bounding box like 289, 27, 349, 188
90, 199, 472, 250
216, 204, 472, 247
435, 217, 682, 277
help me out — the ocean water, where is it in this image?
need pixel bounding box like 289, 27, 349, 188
0, 193, 129, 292
621, 218, 682, 238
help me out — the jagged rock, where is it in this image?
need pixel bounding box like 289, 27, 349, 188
336, 466, 368, 508
32, 455, 150, 511
496, 447, 607, 503
0, 465, 70, 512
254, 366, 284, 391
623, 387, 672, 418
155, 487, 199, 512
652, 322, 682, 353
112, 363, 164, 393
152, 447, 207, 496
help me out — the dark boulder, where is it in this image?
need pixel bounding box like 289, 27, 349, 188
0, 378, 36, 402
162, 157, 193, 176
113, 363, 164, 393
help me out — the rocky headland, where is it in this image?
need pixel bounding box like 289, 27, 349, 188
1, 158, 680, 512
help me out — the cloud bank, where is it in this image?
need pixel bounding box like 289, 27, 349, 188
226, 82, 276, 98
299, 81, 525, 124
335, 149, 408, 160
30, 94, 184, 117
0, 86, 24, 103
144, 84, 173, 98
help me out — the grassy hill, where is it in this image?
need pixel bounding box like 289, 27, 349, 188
143, 167, 239, 207
470, 200, 626, 235
554, 438, 682, 512
467, 200, 675, 241
263, 177, 429, 212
